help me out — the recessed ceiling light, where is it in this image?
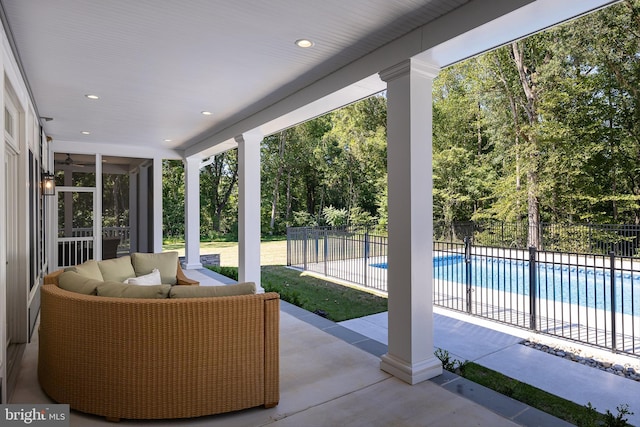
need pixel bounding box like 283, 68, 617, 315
295, 39, 314, 48
163, 139, 173, 142
201, 111, 212, 116
85, 94, 99, 100
81, 131, 91, 135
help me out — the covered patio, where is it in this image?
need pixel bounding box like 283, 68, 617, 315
10, 269, 555, 426
0, 0, 621, 418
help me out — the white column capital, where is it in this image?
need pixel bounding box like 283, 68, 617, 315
184, 156, 201, 166
235, 128, 264, 145
379, 58, 440, 83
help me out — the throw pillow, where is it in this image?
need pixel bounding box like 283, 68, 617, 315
124, 268, 161, 285
169, 282, 256, 298
72, 259, 104, 281
57, 271, 101, 295
98, 256, 136, 282
131, 252, 179, 285
96, 282, 171, 299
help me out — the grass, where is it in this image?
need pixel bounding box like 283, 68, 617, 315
163, 239, 287, 267
463, 363, 592, 425
462, 363, 633, 426
435, 348, 634, 426
208, 265, 388, 322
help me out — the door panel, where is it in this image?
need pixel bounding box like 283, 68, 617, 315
5, 148, 18, 347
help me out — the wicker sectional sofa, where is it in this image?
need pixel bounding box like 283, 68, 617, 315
39, 252, 280, 421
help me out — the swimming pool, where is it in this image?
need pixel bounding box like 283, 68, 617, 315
372, 255, 640, 314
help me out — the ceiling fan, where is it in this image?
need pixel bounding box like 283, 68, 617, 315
55, 153, 88, 168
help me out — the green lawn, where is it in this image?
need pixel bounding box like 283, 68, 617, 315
163, 239, 287, 267
208, 265, 388, 322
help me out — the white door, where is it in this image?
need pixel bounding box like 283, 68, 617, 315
4, 147, 18, 348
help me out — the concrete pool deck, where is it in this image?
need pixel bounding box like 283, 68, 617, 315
340, 307, 640, 427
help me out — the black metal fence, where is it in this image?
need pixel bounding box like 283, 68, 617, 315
435, 221, 640, 257
287, 226, 388, 292
435, 240, 639, 356
287, 225, 640, 356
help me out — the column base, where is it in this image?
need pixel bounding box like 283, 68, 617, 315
380, 353, 442, 385
183, 262, 203, 270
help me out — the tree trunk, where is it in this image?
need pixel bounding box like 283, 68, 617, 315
269, 131, 286, 233
285, 171, 292, 223
512, 41, 541, 248
206, 151, 238, 233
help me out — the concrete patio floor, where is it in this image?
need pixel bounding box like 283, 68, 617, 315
9, 268, 598, 426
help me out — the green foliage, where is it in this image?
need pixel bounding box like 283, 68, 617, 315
102, 174, 129, 229
322, 205, 348, 227
165, 3, 640, 243
578, 403, 634, 427
602, 404, 634, 427
206, 266, 239, 281
434, 348, 468, 374
291, 211, 318, 227
348, 206, 376, 229
200, 150, 239, 236
259, 95, 387, 233
461, 363, 634, 426
162, 160, 185, 239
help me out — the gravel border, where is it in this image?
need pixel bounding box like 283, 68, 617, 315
521, 339, 640, 382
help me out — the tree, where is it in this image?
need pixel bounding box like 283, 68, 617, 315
162, 160, 185, 239
200, 150, 238, 235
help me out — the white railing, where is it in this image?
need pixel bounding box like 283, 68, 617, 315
58, 226, 131, 267
71, 226, 130, 245
57, 237, 94, 268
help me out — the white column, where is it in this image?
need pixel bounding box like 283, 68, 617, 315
138, 164, 149, 253
95, 154, 103, 260
379, 59, 442, 384
236, 130, 263, 292
184, 157, 202, 269
152, 157, 163, 253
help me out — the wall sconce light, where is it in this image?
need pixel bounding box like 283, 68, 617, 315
42, 172, 56, 196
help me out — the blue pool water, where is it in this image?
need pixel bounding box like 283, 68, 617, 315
372, 256, 640, 313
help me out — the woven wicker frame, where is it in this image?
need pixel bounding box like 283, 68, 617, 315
39, 270, 279, 421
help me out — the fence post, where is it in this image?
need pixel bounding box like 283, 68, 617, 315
286, 228, 291, 266
610, 251, 617, 352
303, 228, 308, 271
324, 229, 328, 277
464, 237, 472, 313
364, 230, 370, 288
529, 246, 537, 331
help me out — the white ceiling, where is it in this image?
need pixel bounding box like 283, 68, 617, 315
0, 0, 619, 159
